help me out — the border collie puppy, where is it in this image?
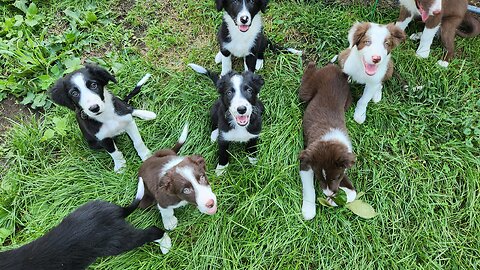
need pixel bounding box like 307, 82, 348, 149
396, 0, 480, 67
299, 62, 356, 220
49, 64, 156, 172
189, 63, 264, 176
138, 124, 217, 230
338, 22, 405, 124
214, 0, 301, 75
0, 179, 171, 270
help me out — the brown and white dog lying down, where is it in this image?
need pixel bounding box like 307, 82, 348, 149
138, 124, 217, 230
396, 0, 480, 67
299, 62, 356, 220
338, 22, 405, 124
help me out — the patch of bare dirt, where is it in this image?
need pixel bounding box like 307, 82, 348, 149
0, 96, 39, 139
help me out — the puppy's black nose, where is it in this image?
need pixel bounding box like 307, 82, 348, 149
237, 106, 247, 114
89, 104, 100, 113
240, 16, 249, 24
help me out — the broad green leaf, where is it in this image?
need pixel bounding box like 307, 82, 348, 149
14, 15, 24, 27
14, 0, 28, 14
38, 74, 54, 90
346, 200, 378, 219
32, 93, 47, 108
41, 129, 55, 141
25, 17, 39, 27
84, 11, 97, 23
356, 191, 365, 200
318, 198, 332, 207
53, 117, 69, 135
27, 3, 38, 15
21, 92, 35, 105
0, 228, 12, 244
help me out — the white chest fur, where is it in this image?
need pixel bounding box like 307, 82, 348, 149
93, 92, 133, 140
221, 125, 258, 143
223, 13, 263, 57
343, 49, 390, 85
399, 0, 421, 15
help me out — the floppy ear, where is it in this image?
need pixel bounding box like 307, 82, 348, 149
259, 0, 269, 13
49, 77, 75, 110
85, 64, 117, 85
336, 152, 356, 169
216, 75, 229, 94
299, 149, 311, 166
159, 171, 175, 193
348, 22, 369, 48
250, 73, 264, 94
215, 0, 224, 11
386, 23, 406, 48
189, 155, 206, 169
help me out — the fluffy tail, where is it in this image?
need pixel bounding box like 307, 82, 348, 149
188, 63, 219, 85
457, 12, 480, 38
123, 177, 145, 217
123, 73, 152, 103
266, 39, 302, 56
172, 122, 189, 154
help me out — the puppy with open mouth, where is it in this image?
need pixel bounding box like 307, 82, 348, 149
189, 63, 264, 176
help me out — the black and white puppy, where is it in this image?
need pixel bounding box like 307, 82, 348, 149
49, 64, 156, 172
215, 0, 301, 76
0, 179, 171, 270
189, 63, 264, 176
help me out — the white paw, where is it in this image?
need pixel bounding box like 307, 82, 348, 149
322, 187, 334, 197
255, 59, 264, 70
215, 51, 222, 64
416, 48, 430, 58
215, 163, 228, 176
372, 90, 382, 103
354, 108, 366, 124
220, 68, 230, 76
133, 110, 156, 120
113, 159, 127, 173
247, 156, 257, 165
437, 60, 449, 68
326, 197, 339, 207
210, 129, 219, 142
139, 150, 152, 161
409, 32, 422, 41
155, 233, 172, 254
302, 201, 316, 220
162, 216, 178, 231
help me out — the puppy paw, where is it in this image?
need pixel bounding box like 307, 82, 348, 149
437, 60, 449, 68
255, 59, 264, 70
113, 159, 127, 173
133, 110, 157, 120
155, 233, 172, 254
326, 197, 339, 207
416, 49, 430, 58
372, 90, 382, 103
139, 150, 152, 161
162, 216, 178, 231
215, 51, 222, 64
302, 202, 316, 220
353, 108, 366, 124
247, 156, 257, 165
210, 129, 219, 142
215, 163, 228, 176
409, 32, 422, 41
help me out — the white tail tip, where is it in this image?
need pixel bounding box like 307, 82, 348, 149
137, 73, 151, 87
330, 55, 338, 63
135, 177, 145, 201
188, 63, 208, 74
179, 123, 189, 144
287, 48, 302, 56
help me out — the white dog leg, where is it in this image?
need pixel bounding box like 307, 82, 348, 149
210, 129, 219, 142
300, 168, 316, 220
395, 16, 413, 31
215, 163, 228, 176
416, 25, 440, 58
255, 59, 264, 71
154, 233, 171, 254
132, 109, 156, 120
221, 54, 232, 76
215, 51, 223, 64
354, 84, 378, 124
372, 85, 383, 103
125, 122, 151, 161
109, 147, 126, 173
157, 204, 178, 231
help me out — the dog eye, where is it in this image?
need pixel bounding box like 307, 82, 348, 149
199, 175, 206, 183
384, 40, 390, 46
364, 40, 371, 46
69, 89, 79, 97
246, 87, 253, 94
182, 188, 192, 194
226, 89, 234, 96
90, 82, 98, 90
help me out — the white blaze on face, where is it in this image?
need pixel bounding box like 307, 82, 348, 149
358, 24, 389, 76
229, 75, 252, 126
175, 166, 217, 215
236, 0, 251, 32
71, 73, 105, 115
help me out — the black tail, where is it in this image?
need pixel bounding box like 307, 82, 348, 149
266, 39, 303, 55
123, 73, 151, 103
172, 123, 189, 153
123, 177, 145, 217
188, 63, 220, 85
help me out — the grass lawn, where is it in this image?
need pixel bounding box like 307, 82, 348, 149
1, 0, 479, 269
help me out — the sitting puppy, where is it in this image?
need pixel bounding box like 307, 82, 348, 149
396, 0, 480, 67
138, 124, 218, 230
188, 64, 264, 176
0, 178, 171, 270
49, 64, 156, 172
338, 22, 405, 124
214, 0, 301, 75
299, 62, 356, 220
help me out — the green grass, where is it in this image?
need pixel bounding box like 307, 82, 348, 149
1, 0, 480, 269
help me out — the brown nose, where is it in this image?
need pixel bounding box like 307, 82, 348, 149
372, 55, 381, 64
433, 9, 441, 15
205, 199, 215, 208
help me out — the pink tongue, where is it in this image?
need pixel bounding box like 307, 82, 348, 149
364, 63, 378, 76
419, 7, 429, 22
239, 25, 249, 32
236, 115, 248, 125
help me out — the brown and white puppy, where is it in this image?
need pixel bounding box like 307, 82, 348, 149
396, 0, 480, 67
138, 124, 217, 230
338, 22, 405, 124
299, 62, 356, 220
